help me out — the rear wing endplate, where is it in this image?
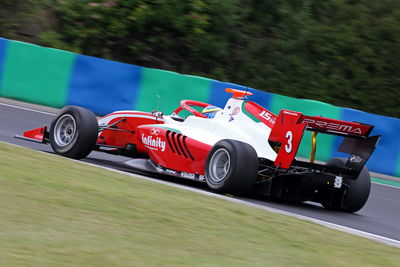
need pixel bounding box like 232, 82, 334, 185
269, 110, 379, 171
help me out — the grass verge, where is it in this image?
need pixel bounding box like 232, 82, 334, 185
0, 142, 399, 266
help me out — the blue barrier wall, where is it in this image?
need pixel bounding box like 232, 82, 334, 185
0, 38, 8, 89
333, 109, 400, 176
67, 54, 143, 115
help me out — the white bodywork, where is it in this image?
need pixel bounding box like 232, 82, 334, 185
162, 98, 278, 160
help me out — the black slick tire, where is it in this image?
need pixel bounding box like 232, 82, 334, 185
323, 157, 371, 212
49, 106, 98, 159
205, 139, 258, 194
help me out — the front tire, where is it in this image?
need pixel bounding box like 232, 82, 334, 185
205, 139, 258, 194
323, 157, 371, 212
49, 106, 98, 159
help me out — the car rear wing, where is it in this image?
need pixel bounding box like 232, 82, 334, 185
298, 115, 373, 137
269, 110, 380, 173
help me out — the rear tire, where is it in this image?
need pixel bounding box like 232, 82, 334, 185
205, 139, 257, 194
49, 106, 98, 159
323, 157, 371, 212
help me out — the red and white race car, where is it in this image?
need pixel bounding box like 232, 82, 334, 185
16, 88, 380, 212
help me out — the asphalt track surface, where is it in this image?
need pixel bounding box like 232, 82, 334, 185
1, 99, 400, 245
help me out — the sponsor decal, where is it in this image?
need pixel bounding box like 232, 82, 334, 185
349, 154, 363, 163
141, 133, 166, 152
181, 172, 195, 179
259, 110, 276, 124
334, 176, 343, 188
155, 163, 205, 181
165, 169, 177, 174
150, 128, 160, 135
302, 118, 363, 134
232, 107, 240, 115
228, 107, 240, 122
156, 166, 163, 172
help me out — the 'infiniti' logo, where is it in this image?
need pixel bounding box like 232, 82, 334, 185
150, 128, 160, 135
142, 134, 166, 152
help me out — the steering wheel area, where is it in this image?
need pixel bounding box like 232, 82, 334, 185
173, 100, 211, 118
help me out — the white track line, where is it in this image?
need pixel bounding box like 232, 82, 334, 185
0, 102, 55, 116
2, 140, 400, 248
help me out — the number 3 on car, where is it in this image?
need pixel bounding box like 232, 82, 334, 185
285, 130, 293, 154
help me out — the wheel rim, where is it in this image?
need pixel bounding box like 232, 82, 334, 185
54, 114, 77, 147
209, 148, 231, 183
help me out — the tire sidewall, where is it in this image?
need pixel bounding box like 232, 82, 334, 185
50, 112, 80, 154
326, 157, 371, 212
205, 139, 257, 194
206, 141, 238, 190
50, 106, 98, 159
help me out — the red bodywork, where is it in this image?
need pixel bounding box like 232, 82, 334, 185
269, 110, 307, 169
97, 111, 164, 155
269, 110, 374, 169
137, 125, 212, 175
299, 115, 372, 137
243, 101, 277, 128
22, 126, 47, 143
96, 111, 212, 174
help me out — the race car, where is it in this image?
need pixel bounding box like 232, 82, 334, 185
15, 88, 380, 212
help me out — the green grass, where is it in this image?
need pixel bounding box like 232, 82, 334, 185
0, 142, 399, 266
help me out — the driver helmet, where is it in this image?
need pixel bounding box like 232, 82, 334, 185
201, 105, 222, 118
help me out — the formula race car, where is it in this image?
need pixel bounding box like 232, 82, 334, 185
15, 88, 380, 212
